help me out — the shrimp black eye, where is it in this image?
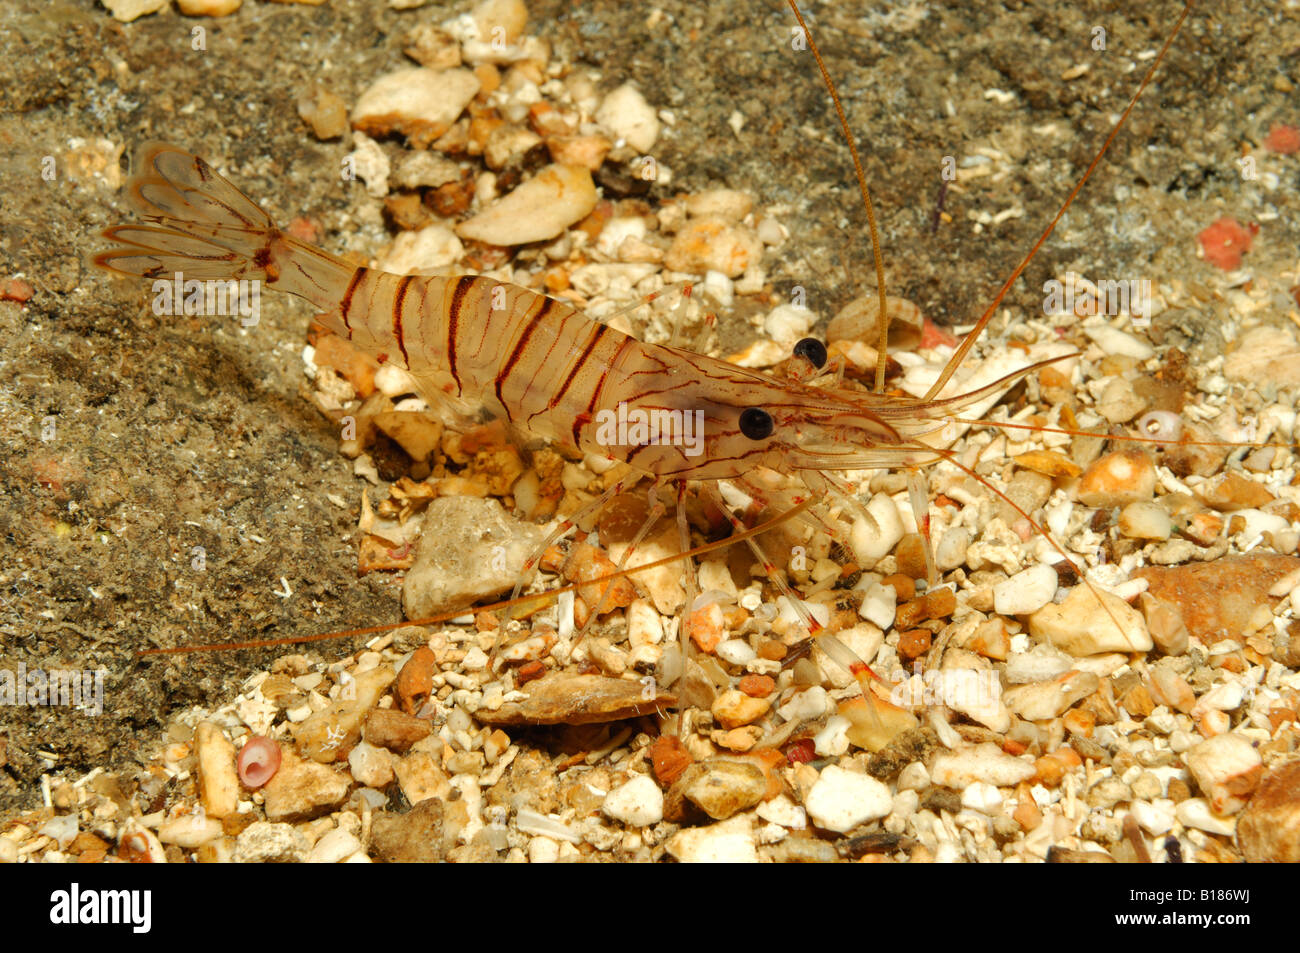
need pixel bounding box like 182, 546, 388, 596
793, 337, 827, 369
739, 407, 774, 440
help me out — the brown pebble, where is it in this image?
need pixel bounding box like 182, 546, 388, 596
881, 573, 915, 602
396, 646, 436, 715
895, 597, 926, 630
1119, 683, 1155, 718
895, 533, 929, 579
364, 708, 432, 753
649, 735, 693, 786
516, 660, 546, 685
898, 629, 931, 663
757, 638, 787, 661
1236, 759, 1300, 862
924, 586, 956, 618
737, 674, 775, 698
1133, 554, 1300, 645
1197, 471, 1275, 511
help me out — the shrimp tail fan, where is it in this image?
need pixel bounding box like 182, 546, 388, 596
92, 142, 353, 314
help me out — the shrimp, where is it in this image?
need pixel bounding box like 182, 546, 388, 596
98, 1, 1202, 724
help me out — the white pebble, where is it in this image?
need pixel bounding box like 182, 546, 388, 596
601, 774, 664, 828
665, 816, 757, 863
626, 599, 664, 647
993, 564, 1058, 615
1084, 325, 1155, 360
897, 762, 930, 792
595, 84, 660, 152
1175, 797, 1236, 836
763, 304, 814, 347
528, 836, 560, 864
960, 781, 1004, 815
756, 216, 787, 246
777, 685, 833, 722
716, 639, 756, 666
858, 581, 897, 630
307, 828, 363, 863
930, 743, 1036, 788
701, 270, 734, 308
376, 223, 464, 274
813, 715, 852, 758
756, 794, 806, 830
850, 494, 904, 566
805, 766, 892, 833
38, 815, 78, 850
1129, 799, 1176, 836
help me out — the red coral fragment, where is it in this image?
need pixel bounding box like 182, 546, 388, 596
1263, 123, 1300, 155
1196, 218, 1257, 271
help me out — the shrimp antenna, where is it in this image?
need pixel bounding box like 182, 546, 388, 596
786, 0, 891, 395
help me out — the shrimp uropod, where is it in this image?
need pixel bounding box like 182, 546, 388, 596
96, 0, 1232, 747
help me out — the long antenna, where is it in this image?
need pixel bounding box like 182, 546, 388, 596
787, 0, 891, 394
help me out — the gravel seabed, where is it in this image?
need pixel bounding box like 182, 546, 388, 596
2, 0, 1298, 863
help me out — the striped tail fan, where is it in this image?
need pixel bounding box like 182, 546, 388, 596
93, 142, 354, 314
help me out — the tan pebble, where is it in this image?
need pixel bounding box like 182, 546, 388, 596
594, 83, 659, 152
1197, 708, 1231, 738
838, 693, 918, 753
176, 0, 240, 14
546, 134, 612, 170
347, 741, 395, 789
673, 760, 767, 821
194, 722, 239, 820
1004, 670, 1100, 721
711, 689, 771, 729
1184, 512, 1224, 545
294, 666, 397, 763
1149, 666, 1196, 714
683, 189, 754, 223
1118, 501, 1173, 540
262, 751, 350, 822
457, 163, 598, 246
1015, 449, 1082, 479
1077, 449, 1157, 507
1027, 585, 1152, 655
664, 218, 762, 278
352, 67, 480, 148
825, 294, 924, 350
393, 750, 451, 805
102, 0, 168, 22
1185, 733, 1262, 815
1014, 783, 1042, 831
1033, 749, 1079, 788
157, 813, 223, 849
1119, 682, 1156, 718
1197, 471, 1275, 511
712, 727, 762, 752
296, 85, 348, 140
1063, 708, 1095, 737
1139, 593, 1190, 656
1236, 758, 1300, 862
